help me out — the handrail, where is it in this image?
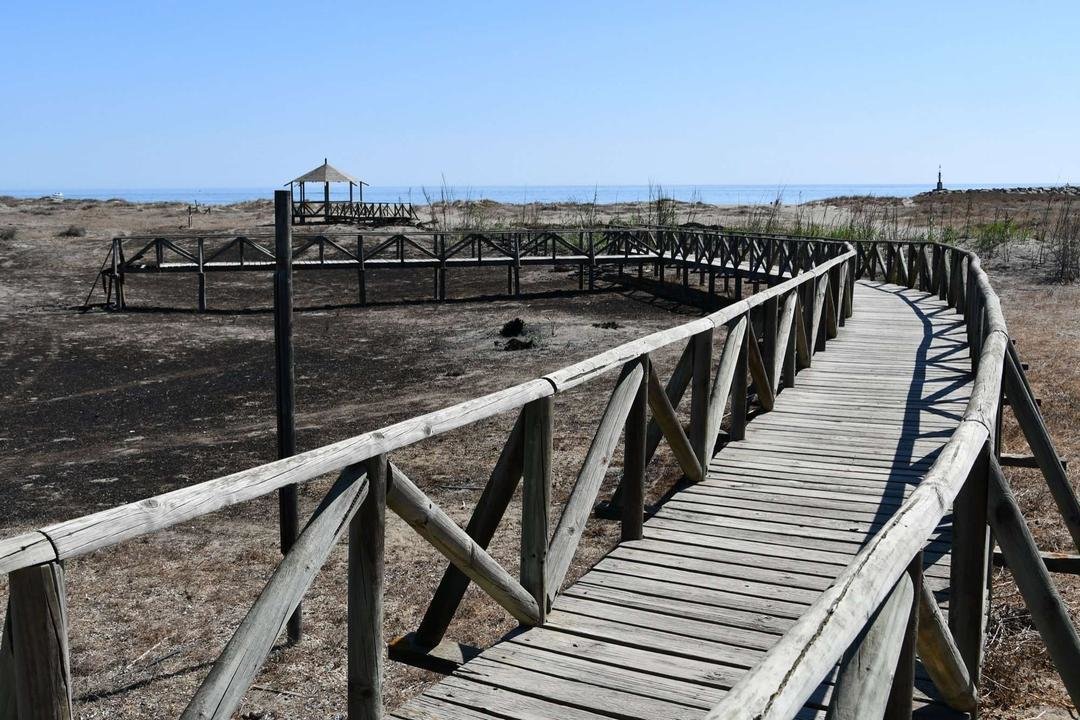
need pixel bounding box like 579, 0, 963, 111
1, 235, 854, 575
2, 229, 858, 716
704, 241, 1009, 719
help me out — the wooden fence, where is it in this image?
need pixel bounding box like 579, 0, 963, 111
705, 240, 1080, 719
3, 232, 854, 718
290, 200, 418, 226
93, 227, 844, 311
6, 232, 1079, 718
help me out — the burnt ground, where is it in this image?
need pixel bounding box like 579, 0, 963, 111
2, 196, 1079, 718
0, 199, 706, 718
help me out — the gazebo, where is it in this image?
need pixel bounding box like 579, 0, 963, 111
287, 159, 368, 223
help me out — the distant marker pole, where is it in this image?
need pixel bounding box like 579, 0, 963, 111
273, 189, 302, 643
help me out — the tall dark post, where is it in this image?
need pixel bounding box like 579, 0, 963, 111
273, 190, 301, 643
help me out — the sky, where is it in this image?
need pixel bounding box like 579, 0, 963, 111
1, 1, 1077, 188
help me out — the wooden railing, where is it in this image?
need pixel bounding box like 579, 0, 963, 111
706, 240, 1080, 719
95, 227, 845, 311
2, 232, 855, 718
291, 200, 417, 225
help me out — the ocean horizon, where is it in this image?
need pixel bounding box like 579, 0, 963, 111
0, 182, 1060, 206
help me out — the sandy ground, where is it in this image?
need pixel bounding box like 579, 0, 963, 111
1, 194, 1078, 718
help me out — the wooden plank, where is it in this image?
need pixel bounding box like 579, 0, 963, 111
182, 465, 369, 720
386, 463, 540, 625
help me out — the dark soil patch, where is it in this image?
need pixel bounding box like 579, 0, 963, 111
499, 317, 525, 337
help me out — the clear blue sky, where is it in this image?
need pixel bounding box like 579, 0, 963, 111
2, 1, 1077, 188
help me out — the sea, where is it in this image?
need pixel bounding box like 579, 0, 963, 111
0, 183, 1043, 206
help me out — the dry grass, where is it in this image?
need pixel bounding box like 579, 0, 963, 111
1, 194, 1079, 718
979, 262, 1080, 719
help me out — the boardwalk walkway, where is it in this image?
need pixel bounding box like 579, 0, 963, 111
392, 279, 971, 720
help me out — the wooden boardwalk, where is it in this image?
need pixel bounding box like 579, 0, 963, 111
391, 280, 971, 720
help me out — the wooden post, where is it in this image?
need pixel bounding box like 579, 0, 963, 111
521, 396, 553, 622
116, 238, 126, 309
273, 190, 301, 643
0, 606, 13, 720
357, 236, 367, 306
949, 442, 990, 682
730, 319, 749, 442
884, 553, 921, 720
762, 295, 779, 393
8, 562, 73, 720
690, 329, 714, 468
349, 454, 386, 720
826, 572, 914, 720
621, 355, 649, 541
197, 237, 206, 312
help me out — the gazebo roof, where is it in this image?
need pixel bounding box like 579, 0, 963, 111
290, 159, 362, 185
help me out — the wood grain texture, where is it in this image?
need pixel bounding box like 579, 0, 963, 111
8, 563, 72, 720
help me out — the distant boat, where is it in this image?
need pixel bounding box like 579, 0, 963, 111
50, 192, 64, 202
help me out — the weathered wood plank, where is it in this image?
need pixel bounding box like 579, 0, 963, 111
386, 463, 540, 625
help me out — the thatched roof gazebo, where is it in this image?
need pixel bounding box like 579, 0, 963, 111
286, 159, 416, 226
287, 159, 368, 223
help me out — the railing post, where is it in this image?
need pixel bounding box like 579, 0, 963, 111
7, 562, 73, 720
690, 328, 715, 468
196, 237, 206, 312
762, 296, 779, 393
521, 396, 553, 623
349, 454, 386, 720
621, 355, 649, 541
950, 441, 990, 684
357, 235, 367, 306
884, 553, 922, 720
730, 318, 749, 441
